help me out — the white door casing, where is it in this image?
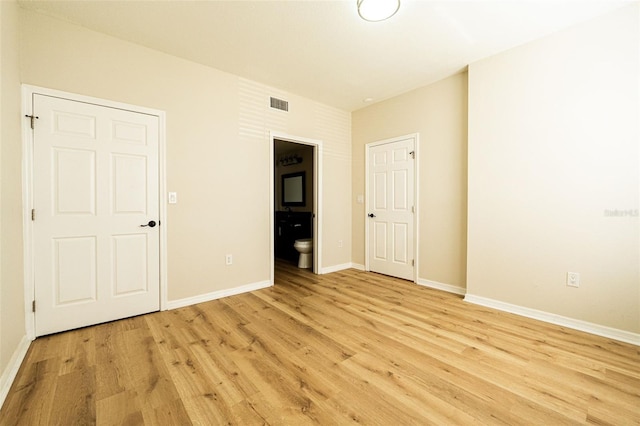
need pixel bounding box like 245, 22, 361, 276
366, 135, 417, 281
31, 93, 161, 336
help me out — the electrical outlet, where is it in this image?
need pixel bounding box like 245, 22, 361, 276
338, 240, 343, 248
226, 254, 233, 265
567, 272, 580, 287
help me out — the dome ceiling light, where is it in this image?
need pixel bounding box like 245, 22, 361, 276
357, 0, 401, 22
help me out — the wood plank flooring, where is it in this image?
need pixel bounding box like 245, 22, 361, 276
1, 261, 639, 425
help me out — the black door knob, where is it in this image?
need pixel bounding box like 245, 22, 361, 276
141, 220, 157, 228
368, 213, 376, 218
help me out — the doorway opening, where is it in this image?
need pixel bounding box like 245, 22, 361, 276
269, 132, 322, 283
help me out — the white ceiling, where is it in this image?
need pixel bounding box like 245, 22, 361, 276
18, 0, 632, 111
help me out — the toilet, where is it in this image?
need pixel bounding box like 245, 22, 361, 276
293, 238, 313, 268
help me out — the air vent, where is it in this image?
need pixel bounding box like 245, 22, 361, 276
270, 97, 289, 112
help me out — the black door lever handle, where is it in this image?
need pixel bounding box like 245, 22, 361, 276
140, 220, 157, 228
368, 213, 376, 218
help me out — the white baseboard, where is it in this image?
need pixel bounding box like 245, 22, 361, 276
320, 263, 355, 274
417, 278, 466, 295
166, 280, 272, 310
0, 335, 31, 409
350, 263, 365, 271
464, 294, 640, 346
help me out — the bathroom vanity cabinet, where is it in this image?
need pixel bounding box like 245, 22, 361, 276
275, 211, 312, 262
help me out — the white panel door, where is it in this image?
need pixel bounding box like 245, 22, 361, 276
32, 94, 160, 336
367, 137, 415, 280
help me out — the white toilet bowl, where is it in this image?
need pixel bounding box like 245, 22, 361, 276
293, 238, 313, 269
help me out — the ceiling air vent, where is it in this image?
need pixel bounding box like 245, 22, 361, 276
270, 97, 289, 112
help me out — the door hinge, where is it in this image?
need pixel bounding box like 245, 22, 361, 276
25, 114, 39, 130
409, 151, 415, 159
411, 206, 415, 213
32, 300, 36, 313
412, 259, 415, 267
31, 209, 35, 221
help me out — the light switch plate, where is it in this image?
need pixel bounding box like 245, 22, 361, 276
168, 192, 177, 204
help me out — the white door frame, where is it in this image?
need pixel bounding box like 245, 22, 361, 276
364, 133, 419, 283
21, 85, 168, 340
269, 131, 323, 282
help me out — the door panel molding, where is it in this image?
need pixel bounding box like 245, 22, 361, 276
365, 133, 419, 282
22, 85, 168, 340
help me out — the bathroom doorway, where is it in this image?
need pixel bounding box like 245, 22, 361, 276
270, 132, 322, 282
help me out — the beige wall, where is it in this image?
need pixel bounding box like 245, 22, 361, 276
352, 73, 468, 288
467, 4, 639, 332
19, 9, 352, 301
0, 0, 26, 377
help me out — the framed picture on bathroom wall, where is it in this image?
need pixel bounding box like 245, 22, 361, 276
282, 171, 306, 206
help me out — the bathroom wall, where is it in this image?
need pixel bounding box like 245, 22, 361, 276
275, 141, 314, 213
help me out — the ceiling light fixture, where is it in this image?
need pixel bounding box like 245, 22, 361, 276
357, 0, 400, 22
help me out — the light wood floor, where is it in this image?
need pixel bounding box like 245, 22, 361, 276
1, 262, 639, 425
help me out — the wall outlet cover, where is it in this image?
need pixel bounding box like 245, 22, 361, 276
567, 272, 580, 287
